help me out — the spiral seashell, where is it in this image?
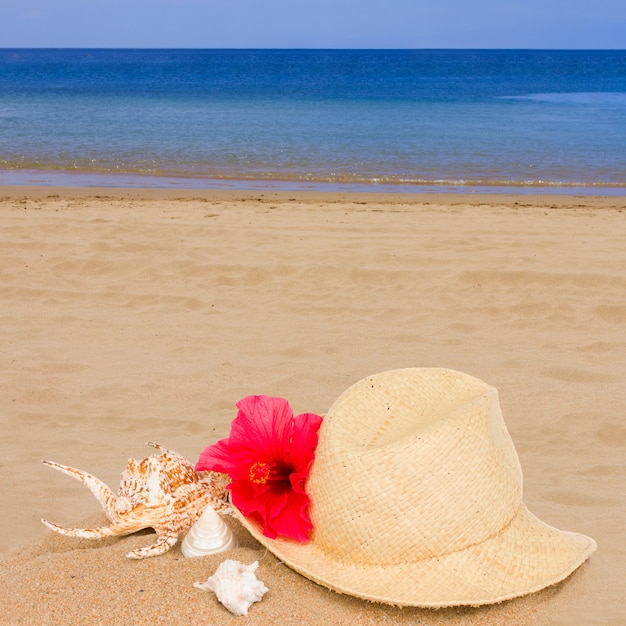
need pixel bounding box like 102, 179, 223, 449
40, 442, 231, 559
181, 503, 237, 557
194, 560, 268, 616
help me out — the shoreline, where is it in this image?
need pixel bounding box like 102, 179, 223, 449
1, 188, 624, 623
2, 184, 626, 208
1, 169, 625, 197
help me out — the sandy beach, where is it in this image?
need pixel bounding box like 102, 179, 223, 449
0, 187, 624, 624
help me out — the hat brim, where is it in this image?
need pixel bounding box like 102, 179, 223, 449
234, 503, 596, 607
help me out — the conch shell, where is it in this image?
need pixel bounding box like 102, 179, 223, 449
182, 503, 238, 557
41, 442, 231, 559
194, 560, 269, 616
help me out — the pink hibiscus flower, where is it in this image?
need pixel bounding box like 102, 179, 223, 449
196, 395, 323, 543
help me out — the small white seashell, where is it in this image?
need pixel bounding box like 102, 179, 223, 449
194, 560, 268, 616
181, 503, 237, 557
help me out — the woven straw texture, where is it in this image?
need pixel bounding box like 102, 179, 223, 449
235, 368, 596, 607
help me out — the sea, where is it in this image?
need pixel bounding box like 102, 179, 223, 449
1, 48, 625, 194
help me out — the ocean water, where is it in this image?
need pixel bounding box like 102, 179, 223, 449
1, 48, 625, 194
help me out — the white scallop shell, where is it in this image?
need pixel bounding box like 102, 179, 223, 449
194, 560, 268, 616
181, 503, 237, 557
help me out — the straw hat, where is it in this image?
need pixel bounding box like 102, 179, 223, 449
234, 368, 596, 607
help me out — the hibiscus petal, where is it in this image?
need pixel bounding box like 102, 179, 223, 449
196, 440, 256, 479
195, 438, 233, 473
270, 490, 314, 543
229, 479, 263, 510
234, 395, 295, 459
196, 395, 289, 476
288, 468, 309, 493
288, 412, 323, 472
232, 481, 287, 540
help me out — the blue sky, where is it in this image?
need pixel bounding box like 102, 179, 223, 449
1, 0, 625, 49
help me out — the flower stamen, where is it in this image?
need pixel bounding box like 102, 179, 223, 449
249, 461, 272, 484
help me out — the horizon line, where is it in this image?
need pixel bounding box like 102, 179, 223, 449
2, 46, 625, 52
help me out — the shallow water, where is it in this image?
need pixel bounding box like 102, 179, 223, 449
1, 49, 625, 193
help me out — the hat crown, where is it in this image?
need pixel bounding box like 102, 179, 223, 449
308, 368, 522, 565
